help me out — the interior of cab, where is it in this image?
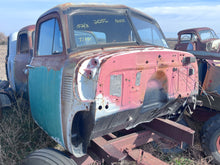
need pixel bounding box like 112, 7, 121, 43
18, 33, 29, 54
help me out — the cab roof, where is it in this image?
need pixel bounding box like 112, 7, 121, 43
177, 27, 212, 35
39, 3, 155, 22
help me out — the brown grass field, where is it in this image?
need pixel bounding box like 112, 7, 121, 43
0, 43, 214, 164
0, 45, 7, 80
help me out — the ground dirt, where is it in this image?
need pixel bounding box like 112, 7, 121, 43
0, 45, 7, 80
167, 38, 178, 49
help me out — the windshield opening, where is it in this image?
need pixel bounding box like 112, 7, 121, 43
199, 30, 218, 41
71, 14, 136, 48
131, 16, 168, 48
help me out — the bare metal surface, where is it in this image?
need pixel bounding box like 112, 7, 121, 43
135, 71, 141, 86
110, 74, 122, 97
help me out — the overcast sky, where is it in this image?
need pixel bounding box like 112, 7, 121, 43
1, 0, 220, 38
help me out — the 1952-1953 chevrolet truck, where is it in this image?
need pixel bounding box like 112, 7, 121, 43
6, 3, 199, 159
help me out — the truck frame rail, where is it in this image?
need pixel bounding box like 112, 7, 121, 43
69, 118, 195, 165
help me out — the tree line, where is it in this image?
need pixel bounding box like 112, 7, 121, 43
0, 32, 7, 45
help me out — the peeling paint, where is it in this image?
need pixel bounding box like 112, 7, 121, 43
28, 66, 64, 146
25, 4, 199, 158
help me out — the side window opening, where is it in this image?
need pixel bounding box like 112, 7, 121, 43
38, 18, 63, 56
19, 33, 29, 54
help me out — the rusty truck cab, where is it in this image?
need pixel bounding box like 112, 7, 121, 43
27, 3, 198, 157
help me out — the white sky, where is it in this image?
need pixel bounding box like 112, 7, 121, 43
1, 0, 220, 38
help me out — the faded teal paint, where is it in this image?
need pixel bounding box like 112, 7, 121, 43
28, 66, 64, 145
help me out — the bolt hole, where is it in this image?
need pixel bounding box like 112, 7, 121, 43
105, 105, 109, 109
146, 61, 148, 64
98, 106, 102, 110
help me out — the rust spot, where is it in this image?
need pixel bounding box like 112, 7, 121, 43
136, 66, 145, 70
150, 70, 168, 91
61, 3, 72, 8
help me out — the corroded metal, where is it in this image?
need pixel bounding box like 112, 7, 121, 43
175, 28, 220, 112
24, 3, 198, 158
7, 25, 35, 98
70, 118, 194, 164
175, 27, 220, 52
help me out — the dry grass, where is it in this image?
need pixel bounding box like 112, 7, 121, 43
142, 138, 212, 165
0, 45, 57, 164
0, 98, 56, 165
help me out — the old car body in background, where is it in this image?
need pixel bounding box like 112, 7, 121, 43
6, 25, 35, 98
175, 27, 220, 52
